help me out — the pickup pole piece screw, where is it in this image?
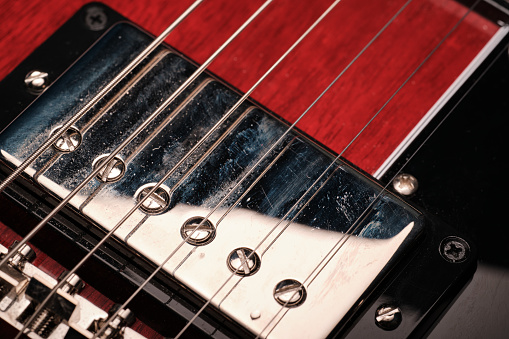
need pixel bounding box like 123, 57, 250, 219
440, 236, 469, 263
24, 70, 48, 94
375, 304, 402, 330
392, 173, 418, 196
227, 248, 260, 276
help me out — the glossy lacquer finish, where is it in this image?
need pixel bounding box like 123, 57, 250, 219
0, 0, 501, 338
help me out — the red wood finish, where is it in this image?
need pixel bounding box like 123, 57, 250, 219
0, 0, 499, 337
0, 0, 497, 173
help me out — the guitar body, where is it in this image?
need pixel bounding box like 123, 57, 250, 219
0, 0, 507, 338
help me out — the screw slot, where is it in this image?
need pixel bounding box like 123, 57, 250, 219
273, 279, 306, 308
134, 183, 171, 214
84, 6, 108, 31
50, 125, 82, 153
375, 304, 402, 330
227, 248, 261, 276
92, 154, 126, 183
25, 70, 49, 94
439, 236, 470, 263
392, 173, 418, 196
181, 217, 216, 246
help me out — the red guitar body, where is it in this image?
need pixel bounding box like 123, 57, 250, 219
0, 0, 505, 338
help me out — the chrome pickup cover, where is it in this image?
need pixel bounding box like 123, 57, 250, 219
0, 23, 423, 338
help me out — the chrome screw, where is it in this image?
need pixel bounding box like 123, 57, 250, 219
50, 125, 82, 152
92, 154, 126, 183
227, 248, 260, 276
440, 236, 470, 263
85, 6, 108, 31
24, 70, 48, 94
392, 173, 419, 196
181, 217, 216, 246
134, 184, 171, 214
375, 304, 402, 330
273, 279, 306, 307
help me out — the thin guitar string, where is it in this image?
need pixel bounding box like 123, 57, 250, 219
0, 0, 206, 266
256, 3, 485, 338
172, 0, 483, 337
88, 0, 353, 336
10, 1, 275, 337
9, 0, 476, 337
87, 0, 416, 337
261, 26, 501, 339
1, 0, 273, 269
0, 0, 204, 195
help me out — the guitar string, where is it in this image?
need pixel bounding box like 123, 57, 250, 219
259, 28, 503, 339
33, 50, 172, 184
83, 0, 416, 337
8, 1, 275, 337
1, 0, 273, 269
0, 0, 273, 266
169, 0, 484, 337
4, 0, 476, 338
255, 3, 485, 338
0, 0, 204, 194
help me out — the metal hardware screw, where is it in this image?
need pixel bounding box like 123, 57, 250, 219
8, 241, 36, 270
135, 184, 171, 214
24, 70, 48, 94
440, 236, 470, 263
92, 154, 126, 183
392, 173, 419, 196
85, 6, 108, 31
50, 125, 82, 152
181, 217, 216, 246
273, 279, 306, 307
375, 304, 402, 330
227, 248, 261, 276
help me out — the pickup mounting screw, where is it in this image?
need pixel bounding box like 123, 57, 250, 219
392, 173, 418, 196
440, 236, 469, 263
25, 70, 48, 94
375, 304, 402, 330
85, 6, 108, 31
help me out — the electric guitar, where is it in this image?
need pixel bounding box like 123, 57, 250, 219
0, 0, 507, 338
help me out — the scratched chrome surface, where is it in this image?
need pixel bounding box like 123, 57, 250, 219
0, 24, 423, 338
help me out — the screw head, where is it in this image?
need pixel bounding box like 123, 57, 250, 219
84, 6, 108, 31
181, 217, 215, 246
24, 70, 49, 94
392, 173, 418, 196
227, 248, 261, 276
50, 125, 82, 152
92, 154, 126, 183
440, 236, 470, 263
273, 279, 306, 307
375, 304, 402, 330
134, 183, 171, 214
